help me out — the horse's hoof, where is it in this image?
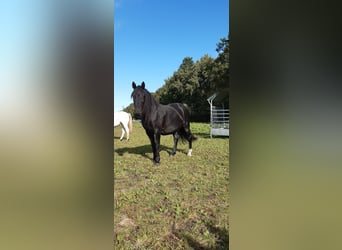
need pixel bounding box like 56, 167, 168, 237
153, 161, 160, 166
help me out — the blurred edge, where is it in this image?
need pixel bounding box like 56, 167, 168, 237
0, 1, 113, 250
231, 1, 342, 250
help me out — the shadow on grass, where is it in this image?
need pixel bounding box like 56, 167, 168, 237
174, 222, 229, 250
114, 136, 131, 141
193, 133, 211, 139
194, 133, 230, 140
115, 144, 188, 160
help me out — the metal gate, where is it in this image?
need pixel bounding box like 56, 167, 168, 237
207, 93, 229, 138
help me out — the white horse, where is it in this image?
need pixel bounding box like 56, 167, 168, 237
114, 111, 133, 141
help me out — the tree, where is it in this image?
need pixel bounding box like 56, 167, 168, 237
123, 103, 134, 117
159, 57, 198, 105
196, 54, 216, 95
212, 38, 229, 107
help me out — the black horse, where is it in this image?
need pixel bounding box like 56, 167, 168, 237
131, 81, 196, 165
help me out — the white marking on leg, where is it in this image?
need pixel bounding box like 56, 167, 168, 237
187, 149, 192, 156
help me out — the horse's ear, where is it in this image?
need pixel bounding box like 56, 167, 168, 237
132, 81, 136, 89
141, 81, 145, 89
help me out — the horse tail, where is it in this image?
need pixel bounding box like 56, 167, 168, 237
189, 132, 197, 141
191, 133, 197, 141
128, 113, 133, 133
178, 128, 188, 143
178, 128, 197, 142
181, 104, 197, 141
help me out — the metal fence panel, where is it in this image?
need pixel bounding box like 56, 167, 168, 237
207, 93, 229, 138
210, 107, 229, 138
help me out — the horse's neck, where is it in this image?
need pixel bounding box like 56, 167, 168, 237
141, 95, 159, 125
144, 94, 159, 114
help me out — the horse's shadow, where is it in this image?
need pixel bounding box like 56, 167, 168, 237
115, 144, 188, 160
114, 136, 130, 140
173, 221, 229, 250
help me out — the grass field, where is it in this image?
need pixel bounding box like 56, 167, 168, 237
114, 121, 229, 249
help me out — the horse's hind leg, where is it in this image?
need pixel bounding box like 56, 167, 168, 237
124, 124, 130, 140
187, 138, 193, 156
184, 127, 195, 156
119, 127, 125, 141
119, 122, 129, 141
170, 132, 179, 156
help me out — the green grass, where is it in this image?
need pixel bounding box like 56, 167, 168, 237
114, 121, 229, 249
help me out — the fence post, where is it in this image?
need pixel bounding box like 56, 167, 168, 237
207, 93, 217, 139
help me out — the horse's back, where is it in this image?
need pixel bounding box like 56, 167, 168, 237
114, 111, 130, 125
162, 103, 191, 128
168, 103, 190, 120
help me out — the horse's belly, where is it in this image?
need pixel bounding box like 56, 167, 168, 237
160, 131, 172, 135
160, 126, 178, 135
114, 120, 120, 127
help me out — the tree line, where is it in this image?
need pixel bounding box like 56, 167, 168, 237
124, 37, 229, 122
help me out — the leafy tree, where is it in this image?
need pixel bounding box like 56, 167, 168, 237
159, 57, 198, 104
122, 103, 134, 117
196, 54, 216, 95
212, 38, 229, 107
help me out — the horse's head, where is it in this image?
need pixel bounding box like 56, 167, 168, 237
131, 81, 147, 119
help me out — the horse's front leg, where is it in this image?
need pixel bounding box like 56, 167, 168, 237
147, 132, 159, 165
154, 133, 161, 165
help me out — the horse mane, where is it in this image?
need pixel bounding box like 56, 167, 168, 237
145, 88, 158, 107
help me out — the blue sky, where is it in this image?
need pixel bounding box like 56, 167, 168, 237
114, 0, 229, 111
